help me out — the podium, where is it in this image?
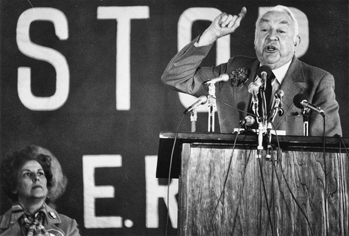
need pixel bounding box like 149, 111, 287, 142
157, 132, 349, 235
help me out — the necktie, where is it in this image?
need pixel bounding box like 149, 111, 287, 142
247, 72, 275, 121
258, 72, 274, 118
265, 73, 274, 111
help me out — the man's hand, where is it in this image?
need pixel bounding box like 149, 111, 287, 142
196, 7, 247, 46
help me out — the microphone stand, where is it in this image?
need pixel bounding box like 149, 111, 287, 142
266, 96, 284, 160
257, 124, 265, 158
257, 86, 267, 159
190, 110, 197, 132
207, 83, 216, 132
266, 108, 278, 160
302, 108, 310, 136
266, 122, 273, 159
268, 105, 284, 124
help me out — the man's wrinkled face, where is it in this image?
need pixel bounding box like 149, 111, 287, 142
254, 11, 298, 69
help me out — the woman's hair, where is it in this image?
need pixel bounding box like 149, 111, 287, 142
0, 145, 54, 203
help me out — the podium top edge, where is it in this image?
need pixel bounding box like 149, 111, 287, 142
159, 131, 349, 146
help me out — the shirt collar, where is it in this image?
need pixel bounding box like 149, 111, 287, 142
272, 60, 292, 84
9, 203, 49, 225
9, 204, 25, 225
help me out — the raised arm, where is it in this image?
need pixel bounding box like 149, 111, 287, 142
161, 7, 247, 96
196, 7, 247, 46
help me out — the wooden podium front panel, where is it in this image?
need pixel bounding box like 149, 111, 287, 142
179, 143, 348, 236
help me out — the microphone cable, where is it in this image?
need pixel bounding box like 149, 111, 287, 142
216, 98, 276, 234
321, 116, 330, 236
171, 94, 326, 234
335, 134, 349, 234
335, 134, 349, 158
217, 96, 314, 235
165, 113, 185, 236
202, 81, 266, 125
257, 155, 275, 236
216, 99, 265, 125
210, 131, 240, 224
269, 121, 314, 236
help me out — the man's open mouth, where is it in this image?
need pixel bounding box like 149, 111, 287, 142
265, 45, 277, 52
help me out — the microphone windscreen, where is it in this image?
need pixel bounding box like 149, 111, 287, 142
248, 82, 260, 94
220, 74, 230, 82
293, 93, 307, 109
257, 65, 272, 78
245, 115, 255, 126
276, 90, 284, 99
198, 95, 208, 104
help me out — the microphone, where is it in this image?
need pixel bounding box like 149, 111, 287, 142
183, 95, 208, 114
293, 93, 325, 117
203, 74, 229, 85
248, 81, 260, 116
275, 89, 284, 100
240, 115, 255, 127
248, 80, 262, 95
257, 65, 272, 89
273, 90, 284, 115
248, 80, 264, 118
248, 80, 263, 101
268, 90, 284, 122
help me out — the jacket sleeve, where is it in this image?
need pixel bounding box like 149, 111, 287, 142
309, 73, 342, 136
161, 36, 226, 97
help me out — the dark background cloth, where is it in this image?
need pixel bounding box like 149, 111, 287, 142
0, 1, 348, 235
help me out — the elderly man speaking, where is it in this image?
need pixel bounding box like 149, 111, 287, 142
161, 5, 342, 136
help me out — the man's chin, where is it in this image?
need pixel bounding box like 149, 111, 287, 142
261, 57, 284, 69
263, 55, 279, 63
257, 54, 282, 69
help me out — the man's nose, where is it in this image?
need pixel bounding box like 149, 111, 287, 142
268, 30, 279, 41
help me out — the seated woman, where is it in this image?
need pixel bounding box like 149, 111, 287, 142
0, 145, 80, 236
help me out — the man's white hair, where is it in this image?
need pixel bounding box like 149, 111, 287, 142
254, 5, 299, 42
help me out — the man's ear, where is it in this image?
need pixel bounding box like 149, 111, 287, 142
294, 35, 301, 46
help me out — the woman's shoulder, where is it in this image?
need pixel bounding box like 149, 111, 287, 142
45, 205, 80, 235
46, 205, 76, 224
57, 213, 77, 225
0, 208, 15, 229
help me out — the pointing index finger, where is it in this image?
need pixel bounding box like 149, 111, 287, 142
238, 7, 247, 19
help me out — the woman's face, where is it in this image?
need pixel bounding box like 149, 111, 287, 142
15, 160, 48, 201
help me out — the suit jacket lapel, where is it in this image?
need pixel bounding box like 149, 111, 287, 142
273, 56, 305, 128
242, 60, 260, 112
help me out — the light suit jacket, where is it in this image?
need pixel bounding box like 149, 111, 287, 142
161, 37, 342, 136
